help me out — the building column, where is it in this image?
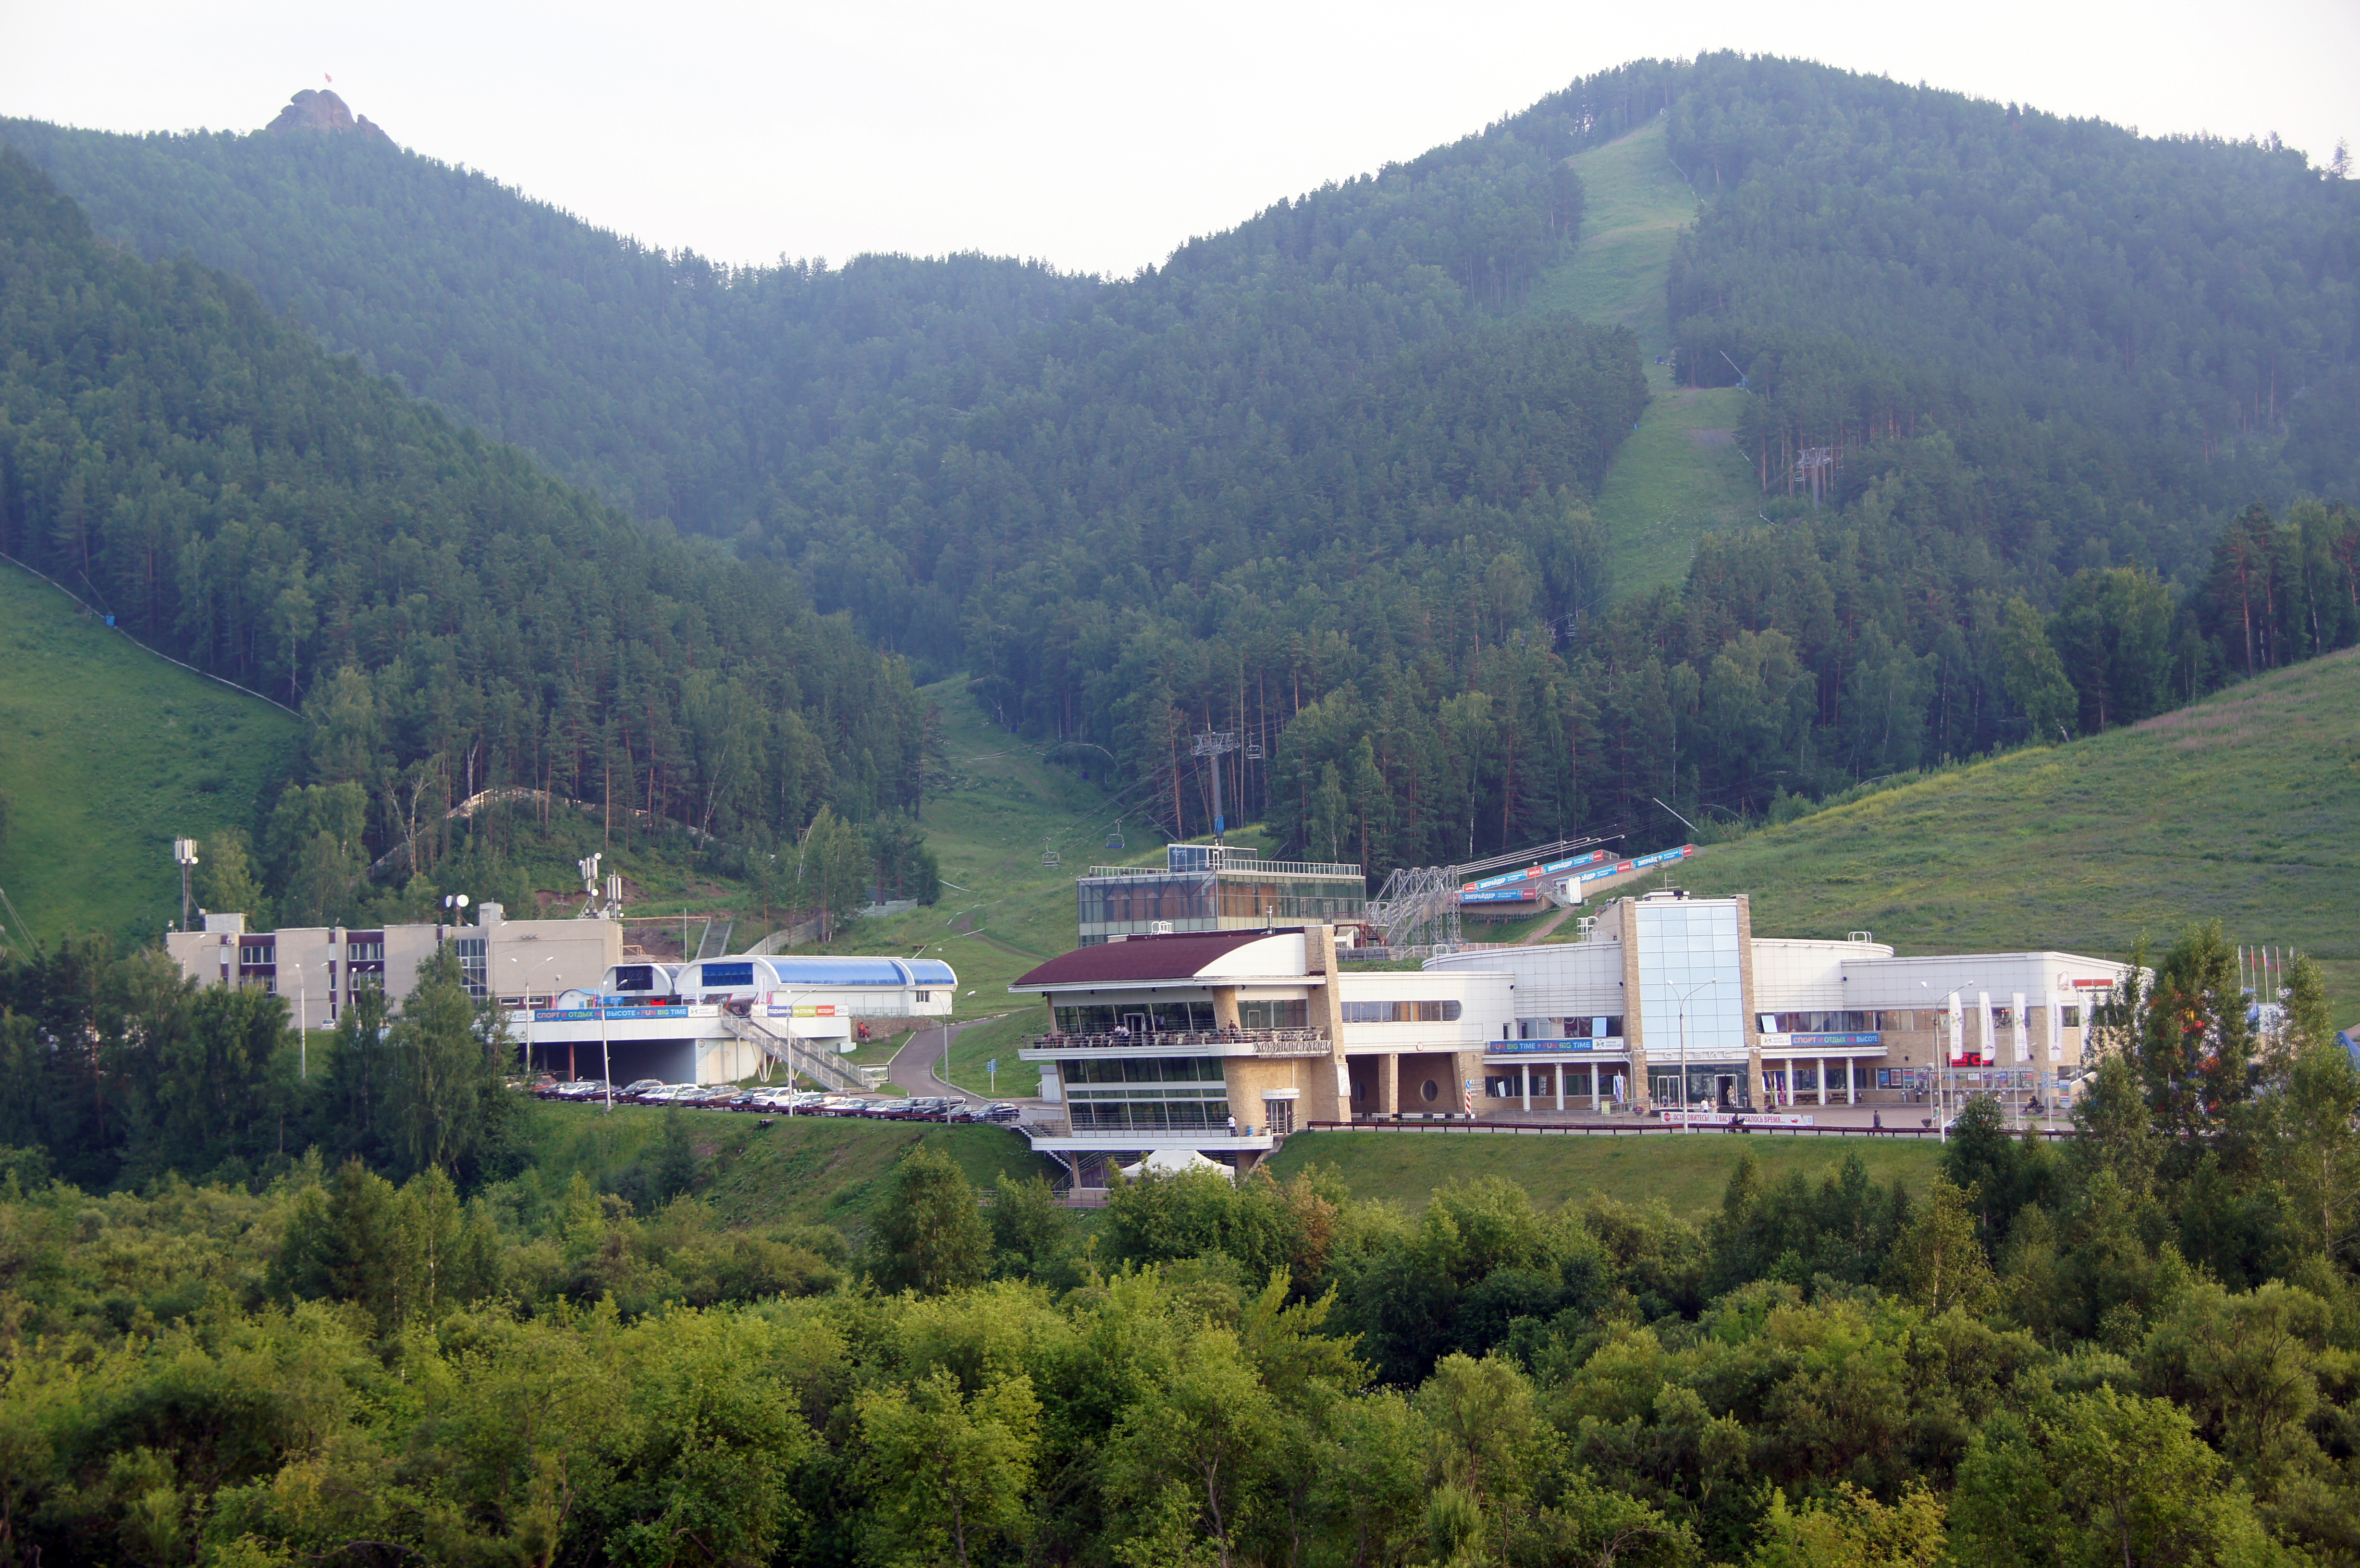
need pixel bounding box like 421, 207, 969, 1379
1555, 1068, 1565, 1112
1816, 1057, 1828, 1106
1378, 1052, 1399, 1116
1520, 1063, 1531, 1111
1845, 1060, 1856, 1105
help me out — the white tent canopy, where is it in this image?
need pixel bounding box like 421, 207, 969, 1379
1119, 1148, 1234, 1181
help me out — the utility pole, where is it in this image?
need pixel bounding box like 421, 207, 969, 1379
1192, 731, 1240, 845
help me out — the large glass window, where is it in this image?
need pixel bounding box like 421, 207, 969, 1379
1636, 902, 1745, 1057
1762, 1010, 1878, 1034
1051, 1003, 1216, 1035
1517, 1015, 1622, 1039
1239, 999, 1311, 1029
1059, 1055, 1230, 1132
1078, 874, 1214, 928
1340, 1000, 1462, 1023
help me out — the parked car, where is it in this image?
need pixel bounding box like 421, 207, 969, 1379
979, 1102, 1025, 1124
621, 1078, 666, 1098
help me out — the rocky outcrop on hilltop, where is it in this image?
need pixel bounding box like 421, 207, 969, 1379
266, 89, 392, 143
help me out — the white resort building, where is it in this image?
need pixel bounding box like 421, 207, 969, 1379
1009, 891, 2136, 1179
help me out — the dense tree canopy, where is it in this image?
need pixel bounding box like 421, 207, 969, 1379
0, 150, 927, 919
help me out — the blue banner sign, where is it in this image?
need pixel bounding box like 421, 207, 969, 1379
1462, 844, 1698, 904
530, 1006, 706, 1023
1792, 1031, 1881, 1047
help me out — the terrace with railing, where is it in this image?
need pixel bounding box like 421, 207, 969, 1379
1028, 1028, 1333, 1057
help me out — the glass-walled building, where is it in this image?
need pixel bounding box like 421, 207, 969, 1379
1075, 844, 1365, 944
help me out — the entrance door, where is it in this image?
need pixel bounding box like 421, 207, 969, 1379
1121, 1011, 1148, 1036
1717, 1075, 1735, 1109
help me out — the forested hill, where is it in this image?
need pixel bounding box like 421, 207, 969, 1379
6, 61, 2357, 878
0, 149, 926, 924
1650, 55, 2360, 563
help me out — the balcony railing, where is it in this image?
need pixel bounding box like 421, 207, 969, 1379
1024, 1122, 1280, 1143
1032, 1029, 1333, 1057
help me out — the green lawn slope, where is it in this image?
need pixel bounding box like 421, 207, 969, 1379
1667, 648, 2360, 1012
0, 563, 298, 948
1266, 1129, 1943, 1218
1528, 117, 1759, 597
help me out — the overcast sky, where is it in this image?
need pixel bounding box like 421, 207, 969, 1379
4, 0, 2353, 279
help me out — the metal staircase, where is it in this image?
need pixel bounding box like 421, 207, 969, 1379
718, 1010, 866, 1091
694, 919, 734, 961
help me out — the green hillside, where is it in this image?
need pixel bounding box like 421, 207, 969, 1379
1528, 116, 1696, 344
0, 563, 297, 948
1528, 118, 1759, 596
1670, 646, 2360, 1011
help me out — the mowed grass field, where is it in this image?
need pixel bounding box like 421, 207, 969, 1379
1525, 118, 1759, 598
1266, 1128, 1944, 1218
520, 1100, 1056, 1233
0, 562, 298, 948
1671, 647, 2360, 1016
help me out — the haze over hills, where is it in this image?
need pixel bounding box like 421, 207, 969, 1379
0, 54, 2355, 929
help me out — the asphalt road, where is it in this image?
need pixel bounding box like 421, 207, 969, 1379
887, 1017, 999, 1101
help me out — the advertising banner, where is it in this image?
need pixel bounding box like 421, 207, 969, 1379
2013, 992, 2028, 1063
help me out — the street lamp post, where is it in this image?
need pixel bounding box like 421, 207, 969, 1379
508, 954, 561, 1075
285, 962, 306, 1078
1920, 980, 1964, 1143
601, 986, 614, 1114
1674, 978, 1722, 1132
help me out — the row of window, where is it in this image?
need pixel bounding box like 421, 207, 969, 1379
1070, 1102, 1231, 1131
1342, 1000, 1463, 1023
1516, 1015, 1625, 1040
1060, 1057, 1229, 1085
1764, 1006, 2084, 1033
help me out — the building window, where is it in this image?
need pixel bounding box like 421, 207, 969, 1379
2063, 1006, 2082, 1028
1762, 1011, 1877, 1034
1517, 1015, 1622, 1040
1341, 1000, 1462, 1023
239, 943, 273, 967
1420, 1079, 1438, 1102
1238, 999, 1311, 1029
1051, 1002, 1217, 1035
455, 937, 488, 1001
347, 940, 384, 962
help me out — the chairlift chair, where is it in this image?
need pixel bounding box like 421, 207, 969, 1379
1105, 820, 1127, 851
1042, 841, 1062, 868
1244, 741, 1265, 761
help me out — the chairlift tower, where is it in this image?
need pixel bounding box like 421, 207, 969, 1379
1192, 730, 1240, 844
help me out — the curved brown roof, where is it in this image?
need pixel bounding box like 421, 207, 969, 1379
1012, 930, 1284, 989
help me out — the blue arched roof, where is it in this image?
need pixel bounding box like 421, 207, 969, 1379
905, 959, 958, 986
764, 956, 912, 987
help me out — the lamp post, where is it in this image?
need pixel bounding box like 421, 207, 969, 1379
1921, 980, 1964, 1143
285, 961, 307, 1078
1674, 978, 1722, 1132
509, 954, 560, 1075
601, 983, 614, 1114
